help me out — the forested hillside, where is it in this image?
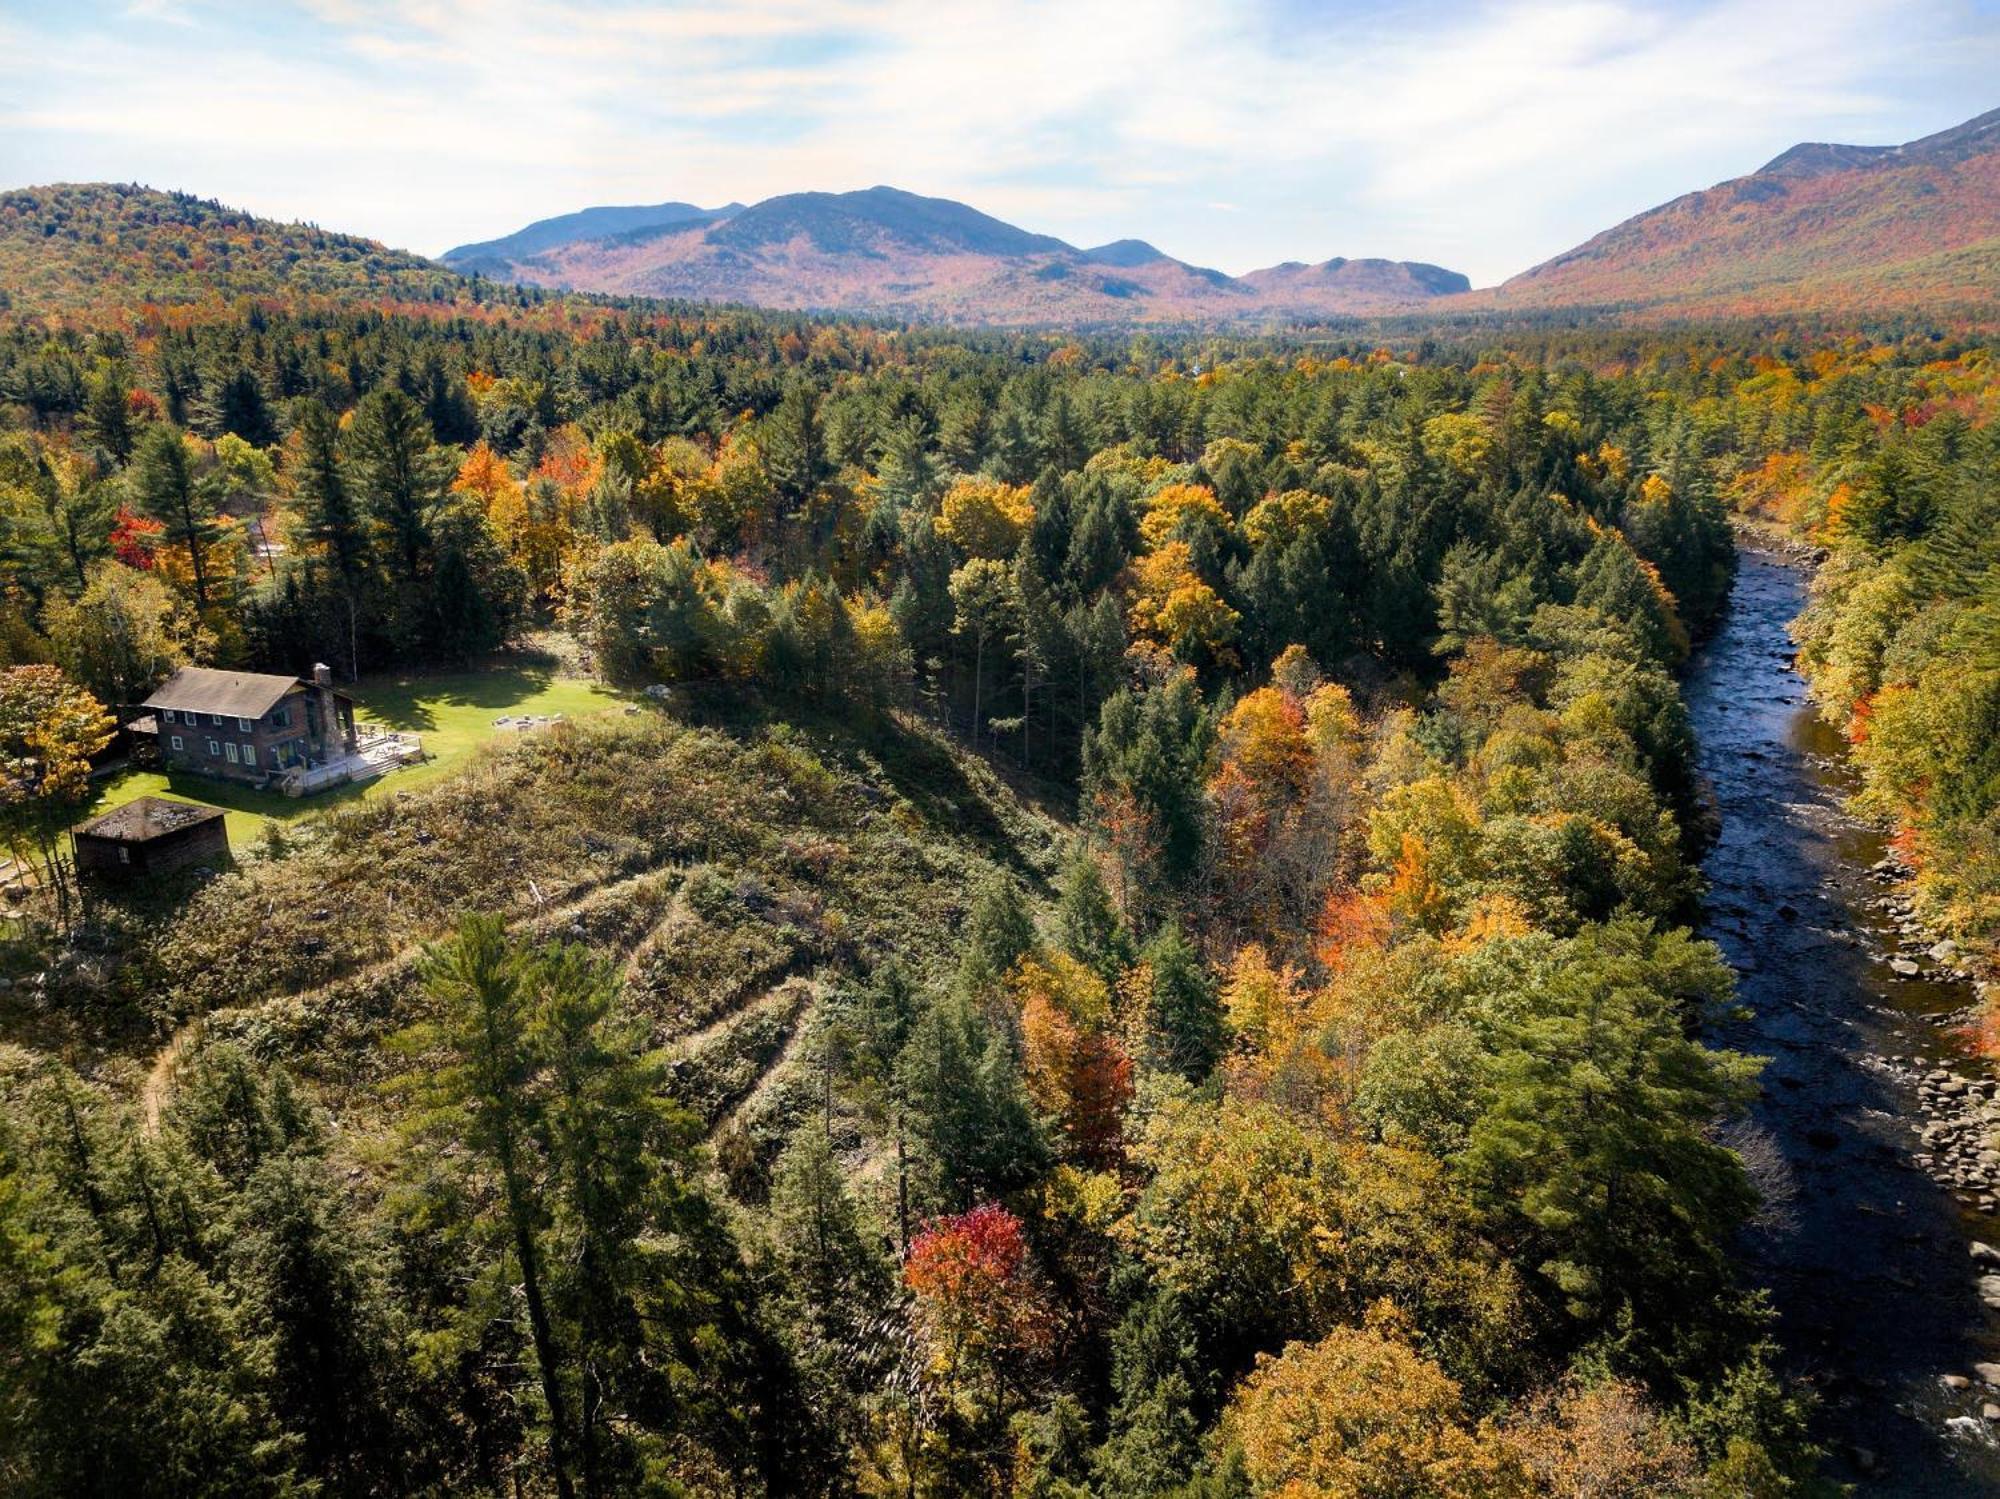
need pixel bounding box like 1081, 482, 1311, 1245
1482, 108, 2000, 321
2, 262, 1994, 1495
0, 184, 536, 319
1759, 349, 2000, 980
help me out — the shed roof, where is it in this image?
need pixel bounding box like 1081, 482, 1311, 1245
75, 795, 226, 844
143, 666, 308, 719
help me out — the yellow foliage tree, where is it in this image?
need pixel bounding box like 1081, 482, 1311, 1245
934, 476, 1034, 559
452, 442, 523, 526
1010, 953, 1131, 1166
1225, 1318, 1527, 1499
1243, 488, 1331, 550
1139, 482, 1232, 551
1128, 542, 1240, 669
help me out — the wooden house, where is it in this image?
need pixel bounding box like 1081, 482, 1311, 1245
142, 665, 357, 787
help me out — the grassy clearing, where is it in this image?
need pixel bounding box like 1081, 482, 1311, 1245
81, 661, 630, 846
22, 692, 1066, 1222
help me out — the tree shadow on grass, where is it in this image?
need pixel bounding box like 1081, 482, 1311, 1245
157, 769, 372, 826
349, 663, 562, 733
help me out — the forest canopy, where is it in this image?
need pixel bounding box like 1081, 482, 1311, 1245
2, 260, 1995, 1496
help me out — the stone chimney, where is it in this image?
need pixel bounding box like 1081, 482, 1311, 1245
311, 663, 344, 757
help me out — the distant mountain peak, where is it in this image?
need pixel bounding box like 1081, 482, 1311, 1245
438, 184, 1467, 324
1241, 255, 1470, 299
1083, 239, 1169, 267
706, 185, 1070, 259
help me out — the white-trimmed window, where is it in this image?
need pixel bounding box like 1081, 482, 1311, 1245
211, 713, 223, 726
170, 734, 184, 751
161, 708, 175, 724
238, 717, 253, 731
243, 744, 257, 768
225, 742, 239, 764
207, 738, 220, 756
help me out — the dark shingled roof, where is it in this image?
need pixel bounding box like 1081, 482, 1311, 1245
143, 666, 307, 720
75, 795, 226, 843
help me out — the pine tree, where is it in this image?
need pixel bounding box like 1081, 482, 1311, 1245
1093, 1291, 1209, 1497
1138, 922, 1224, 1082
1055, 846, 1132, 986
349, 388, 450, 589
291, 397, 370, 675
763, 382, 832, 534
398, 915, 579, 1499
83, 365, 135, 464
227, 1153, 404, 1493
130, 424, 219, 610
897, 994, 1047, 1212
956, 872, 1039, 996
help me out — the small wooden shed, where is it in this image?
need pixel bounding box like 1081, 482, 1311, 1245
73, 797, 229, 882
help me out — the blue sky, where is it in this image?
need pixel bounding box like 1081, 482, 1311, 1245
2, 0, 1996, 286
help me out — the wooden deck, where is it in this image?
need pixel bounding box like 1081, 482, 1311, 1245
280, 729, 425, 796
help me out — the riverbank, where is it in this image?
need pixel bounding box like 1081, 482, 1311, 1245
1692, 546, 2000, 1494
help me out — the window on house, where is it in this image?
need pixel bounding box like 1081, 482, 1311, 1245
161, 709, 174, 724
207, 738, 220, 756
238, 717, 253, 731
210, 713, 222, 725
170, 735, 184, 751
243, 744, 257, 768
225, 742, 239, 764
269, 705, 290, 730
118, 847, 130, 864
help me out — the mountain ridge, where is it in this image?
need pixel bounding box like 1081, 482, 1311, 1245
441, 183, 1469, 323
8, 106, 1997, 330
442, 200, 743, 270
1479, 105, 2000, 318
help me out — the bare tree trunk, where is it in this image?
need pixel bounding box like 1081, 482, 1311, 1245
971, 633, 984, 749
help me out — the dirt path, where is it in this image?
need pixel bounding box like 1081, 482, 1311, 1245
139, 1015, 204, 1135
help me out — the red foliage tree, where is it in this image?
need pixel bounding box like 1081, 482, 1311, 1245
108, 505, 164, 569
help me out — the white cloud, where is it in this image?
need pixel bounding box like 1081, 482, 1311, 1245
2, 0, 1995, 284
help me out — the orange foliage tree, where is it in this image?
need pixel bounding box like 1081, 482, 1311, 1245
1010, 954, 1134, 1167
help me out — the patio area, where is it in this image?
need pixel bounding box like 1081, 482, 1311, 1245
279, 727, 425, 796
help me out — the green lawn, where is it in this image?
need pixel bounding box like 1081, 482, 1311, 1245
84, 663, 630, 849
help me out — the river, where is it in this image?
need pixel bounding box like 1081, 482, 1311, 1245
1690, 546, 2000, 1494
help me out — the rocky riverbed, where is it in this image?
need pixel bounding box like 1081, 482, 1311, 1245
1690, 547, 2000, 1494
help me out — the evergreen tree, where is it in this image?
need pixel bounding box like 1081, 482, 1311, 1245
956, 871, 1039, 995
349, 388, 451, 589
763, 381, 832, 533
1055, 845, 1131, 987
1093, 1290, 1209, 1497
397, 915, 580, 1499
83, 365, 135, 464
227, 1153, 406, 1494
291, 397, 370, 675
130, 424, 219, 610
1137, 922, 1224, 1082
897, 993, 1047, 1212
